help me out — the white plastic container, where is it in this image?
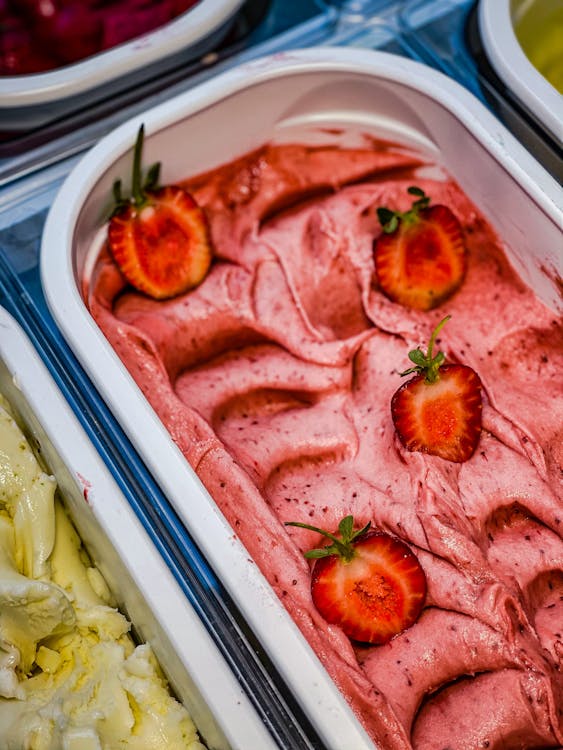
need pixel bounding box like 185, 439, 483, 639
0, 304, 279, 750
41, 47, 563, 750
0, 0, 244, 132
478, 0, 563, 145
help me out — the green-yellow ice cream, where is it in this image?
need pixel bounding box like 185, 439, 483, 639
0, 394, 206, 749
513, 0, 563, 93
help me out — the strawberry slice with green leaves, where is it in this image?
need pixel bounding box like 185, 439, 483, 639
108, 124, 212, 300
285, 515, 426, 645
391, 316, 482, 462
374, 186, 467, 311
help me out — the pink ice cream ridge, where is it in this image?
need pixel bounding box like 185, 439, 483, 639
87, 139, 563, 750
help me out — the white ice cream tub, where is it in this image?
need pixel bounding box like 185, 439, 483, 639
0, 304, 280, 750
478, 0, 563, 145
40, 47, 563, 750
0, 0, 244, 132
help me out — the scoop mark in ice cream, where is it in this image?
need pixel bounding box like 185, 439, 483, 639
108, 124, 212, 300
391, 315, 483, 462
286, 515, 427, 645
374, 186, 467, 310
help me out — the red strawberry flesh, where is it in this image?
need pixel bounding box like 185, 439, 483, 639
286, 516, 426, 645
391, 364, 482, 462
391, 316, 483, 462
374, 190, 467, 311
107, 125, 212, 299
312, 531, 427, 644
109, 186, 211, 299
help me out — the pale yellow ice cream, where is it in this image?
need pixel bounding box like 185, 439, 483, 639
0, 393, 206, 749
513, 0, 563, 93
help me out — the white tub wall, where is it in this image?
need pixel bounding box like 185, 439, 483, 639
0, 310, 279, 750
478, 0, 563, 146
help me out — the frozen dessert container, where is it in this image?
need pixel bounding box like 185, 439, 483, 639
0, 304, 281, 750
40, 47, 563, 750
478, 0, 563, 145
0, 0, 244, 132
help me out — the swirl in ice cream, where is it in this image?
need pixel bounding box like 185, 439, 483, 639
87, 137, 563, 750
0, 393, 205, 749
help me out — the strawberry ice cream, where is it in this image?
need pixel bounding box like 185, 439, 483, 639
86, 138, 563, 749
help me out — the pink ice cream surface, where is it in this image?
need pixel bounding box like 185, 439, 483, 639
87, 140, 563, 750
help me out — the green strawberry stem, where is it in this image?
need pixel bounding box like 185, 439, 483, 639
131, 123, 146, 206
400, 315, 451, 384
377, 185, 431, 234
110, 124, 161, 217
285, 515, 371, 562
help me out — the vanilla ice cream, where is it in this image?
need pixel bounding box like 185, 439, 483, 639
0, 392, 206, 749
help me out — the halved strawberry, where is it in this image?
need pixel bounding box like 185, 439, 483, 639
391, 316, 482, 462
107, 124, 212, 300
374, 186, 467, 311
285, 515, 426, 645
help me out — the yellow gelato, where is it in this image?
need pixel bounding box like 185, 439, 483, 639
0, 393, 206, 749
513, 0, 563, 93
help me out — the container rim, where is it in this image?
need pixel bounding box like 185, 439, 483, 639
0, 0, 244, 108
42, 46, 563, 251
478, 0, 563, 144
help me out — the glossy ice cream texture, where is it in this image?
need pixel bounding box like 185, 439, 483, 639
0, 393, 205, 749
87, 136, 563, 749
